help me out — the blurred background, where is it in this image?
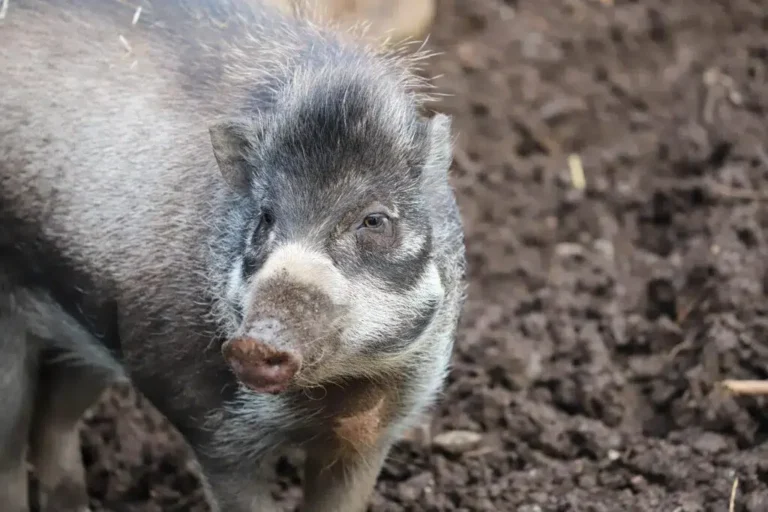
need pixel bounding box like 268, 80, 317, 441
78, 1, 768, 510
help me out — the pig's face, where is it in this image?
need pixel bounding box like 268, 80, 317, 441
208, 70, 457, 394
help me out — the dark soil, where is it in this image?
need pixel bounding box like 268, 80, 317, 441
77, 0, 768, 510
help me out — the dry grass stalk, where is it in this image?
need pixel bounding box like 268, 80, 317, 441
729, 477, 738, 512
721, 379, 768, 395
568, 154, 586, 190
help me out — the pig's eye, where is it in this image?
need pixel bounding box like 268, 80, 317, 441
259, 209, 274, 229
355, 211, 395, 246
360, 213, 388, 231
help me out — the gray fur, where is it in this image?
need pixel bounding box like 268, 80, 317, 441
0, 260, 125, 512
0, 272, 37, 512
0, 1, 466, 510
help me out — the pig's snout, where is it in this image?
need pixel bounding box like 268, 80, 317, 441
224, 244, 349, 392
222, 334, 302, 394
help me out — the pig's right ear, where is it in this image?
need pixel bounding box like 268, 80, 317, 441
209, 119, 258, 195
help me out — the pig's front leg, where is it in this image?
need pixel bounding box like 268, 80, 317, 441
195, 444, 284, 512
301, 382, 400, 512
205, 473, 280, 512
302, 439, 390, 512
200, 427, 389, 512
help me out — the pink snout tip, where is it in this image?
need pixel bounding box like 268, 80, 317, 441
222, 337, 301, 394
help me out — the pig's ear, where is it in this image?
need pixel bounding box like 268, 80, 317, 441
209, 119, 258, 195
422, 113, 453, 183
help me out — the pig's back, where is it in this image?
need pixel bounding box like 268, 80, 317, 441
0, 0, 292, 301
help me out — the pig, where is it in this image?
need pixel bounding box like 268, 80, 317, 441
0, 1, 467, 511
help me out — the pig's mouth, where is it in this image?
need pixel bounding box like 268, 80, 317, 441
221, 336, 303, 394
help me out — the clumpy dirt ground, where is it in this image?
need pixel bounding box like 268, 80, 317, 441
76, 0, 768, 510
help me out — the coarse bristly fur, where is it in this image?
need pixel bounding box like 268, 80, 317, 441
0, 1, 466, 511
0, 258, 127, 512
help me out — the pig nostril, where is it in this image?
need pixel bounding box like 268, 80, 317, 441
221, 337, 301, 394
265, 354, 290, 367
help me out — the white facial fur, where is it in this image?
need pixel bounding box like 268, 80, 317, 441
223, 236, 443, 377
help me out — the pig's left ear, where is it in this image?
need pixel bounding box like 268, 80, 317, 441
209, 118, 261, 195
422, 113, 454, 183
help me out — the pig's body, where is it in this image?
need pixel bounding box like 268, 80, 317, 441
0, 1, 466, 511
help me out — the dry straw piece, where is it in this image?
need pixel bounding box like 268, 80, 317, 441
568, 154, 586, 190
721, 379, 768, 395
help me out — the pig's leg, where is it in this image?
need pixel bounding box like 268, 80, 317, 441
302, 440, 390, 512
206, 476, 281, 512
201, 453, 282, 512
0, 314, 37, 512
30, 361, 114, 512
21, 293, 125, 512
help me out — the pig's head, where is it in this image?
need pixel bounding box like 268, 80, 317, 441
206, 65, 465, 396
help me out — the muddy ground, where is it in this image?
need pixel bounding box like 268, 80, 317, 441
73, 0, 768, 510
